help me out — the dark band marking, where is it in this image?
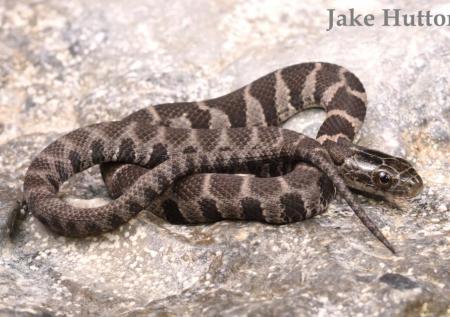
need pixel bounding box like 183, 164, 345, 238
128, 202, 143, 214
148, 143, 168, 167
246, 159, 263, 175
49, 216, 64, 233
144, 187, 158, 202
280, 193, 306, 222
35, 213, 49, 227
317, 116, 356, 140
344, 71, 365, 93
117, 138, 136, 162
68, 150, 82, 173
313, 63, 341, 103
65, 221, 78, 236
46, 175, 60, 191
199, 198, 222, 221
91, 140, 106, 164
282, 63, 316, 110
108, 214, 124, 228
54, 161, 69, 182
318, 174, 335, 206
208, 90, 247, 127
241, 197, 264, 221
327, 86, 366, 121
162, 199, 187, 224
249, 72, 278, 125
185, 103, 212, 128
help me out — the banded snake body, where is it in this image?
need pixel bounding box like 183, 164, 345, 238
23, 62, 423, 253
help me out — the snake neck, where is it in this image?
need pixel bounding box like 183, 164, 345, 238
321, 139, 355, 166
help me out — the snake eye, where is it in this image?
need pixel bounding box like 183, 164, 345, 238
378, 171, 390, 184
375, 170, 393, 188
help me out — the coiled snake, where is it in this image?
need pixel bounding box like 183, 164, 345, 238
23, 62, 423, 253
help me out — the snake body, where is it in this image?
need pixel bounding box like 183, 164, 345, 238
23, 62, 423, 252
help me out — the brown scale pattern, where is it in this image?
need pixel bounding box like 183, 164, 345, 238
23, 62, 400, 253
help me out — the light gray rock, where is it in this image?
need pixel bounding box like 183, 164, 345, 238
0, 0, 449, 316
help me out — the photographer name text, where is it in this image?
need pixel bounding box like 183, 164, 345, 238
327, 9, 450, 31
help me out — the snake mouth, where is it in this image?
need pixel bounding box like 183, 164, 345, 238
384, 183, 423, 206
400, 174, 424, 198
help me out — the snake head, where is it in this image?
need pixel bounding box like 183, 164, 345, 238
340, 146, 423, 202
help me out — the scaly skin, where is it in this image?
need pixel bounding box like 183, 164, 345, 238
23, 62, 423, 253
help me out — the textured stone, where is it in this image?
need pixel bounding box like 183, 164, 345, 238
0, 0, 449, 316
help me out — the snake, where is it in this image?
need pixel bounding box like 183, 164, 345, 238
22, 62, 423, 253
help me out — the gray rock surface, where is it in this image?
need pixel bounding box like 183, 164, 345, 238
0, 0, 449, 316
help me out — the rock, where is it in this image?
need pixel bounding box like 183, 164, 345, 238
0, 188, 21, 244
0, 0, 449, 316
379, 273, 419, 290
